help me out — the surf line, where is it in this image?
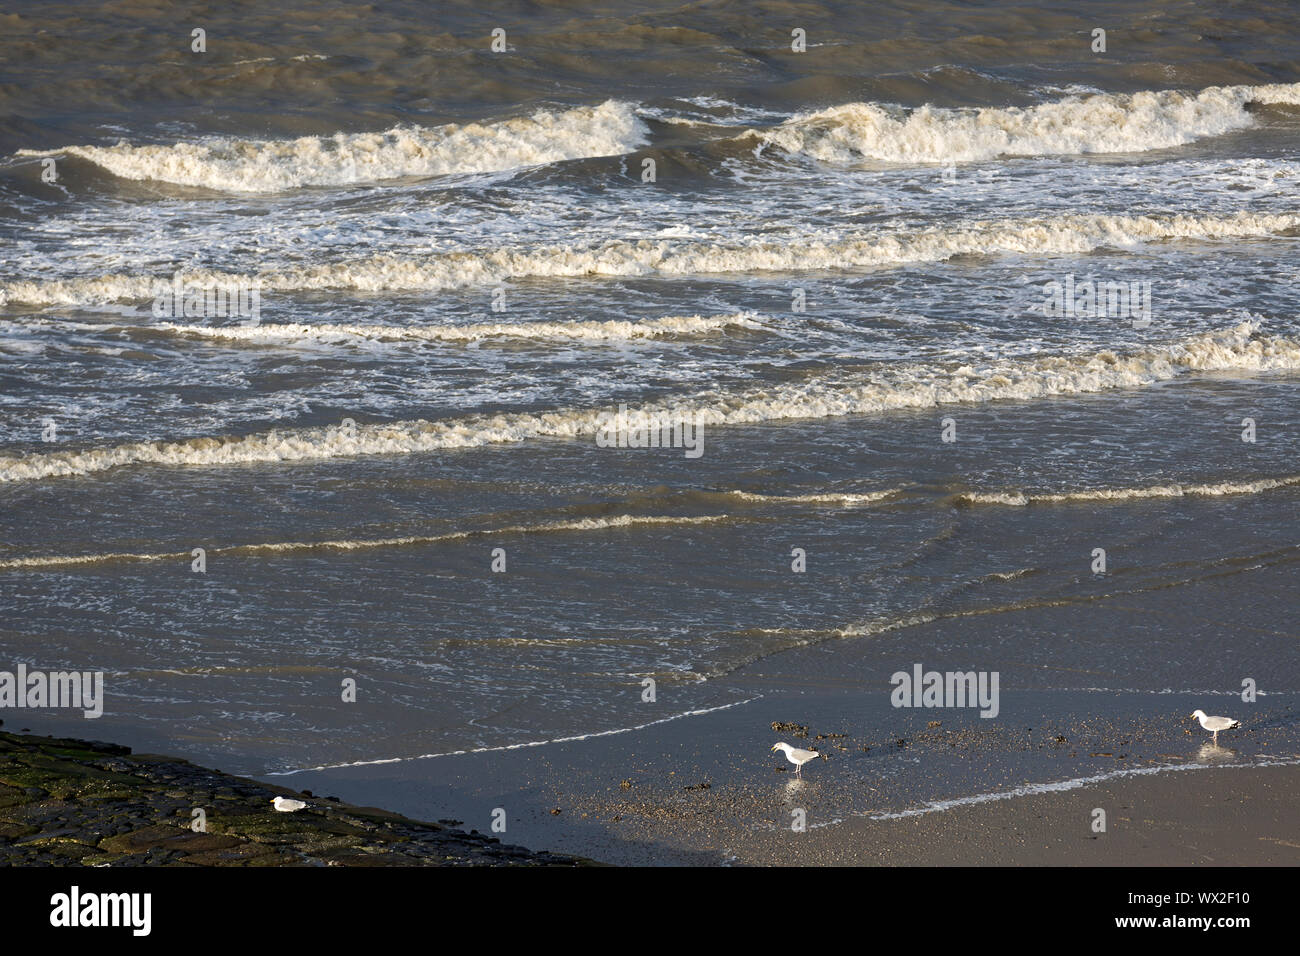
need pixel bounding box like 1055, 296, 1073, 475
866, 754, 1300, 822
769, 753, 1300, 834
270, 695, 763, 776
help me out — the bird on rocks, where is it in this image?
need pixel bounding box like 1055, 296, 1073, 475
771, 742, 822, 777
272, 796, 308, 812
1190, 709, 1240, 745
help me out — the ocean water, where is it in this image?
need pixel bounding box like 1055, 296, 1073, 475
1, 1, 1297, 792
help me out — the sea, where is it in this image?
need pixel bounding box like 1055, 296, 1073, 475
0, 2, 1296, 832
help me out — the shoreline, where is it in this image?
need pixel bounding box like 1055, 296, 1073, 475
859, 760, 1300, 866
0, 729, 586, 866
3, 714, 1296, 867
279, 683, 1299, 867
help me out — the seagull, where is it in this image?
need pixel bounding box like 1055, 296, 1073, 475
1190, 709, 1240, 745
272, 796, 308, 812
772, 742, 821, 777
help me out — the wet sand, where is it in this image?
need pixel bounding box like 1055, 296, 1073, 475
276, 570, 1300, 867
284, 684, 1298, 866
834, 762, 1300, 867
14, 545, 1296, 867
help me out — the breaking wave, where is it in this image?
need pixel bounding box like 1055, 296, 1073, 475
157, 312, 761, 345
728, 489, 900, 507
16, 100, 648, 192
5, 211, 1298, 305
756, 82, 1300, 164
956, 474, 1300, 507
1, 321, 1296, 483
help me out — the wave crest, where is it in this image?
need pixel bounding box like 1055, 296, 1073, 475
957, 475, 1300, 507
17, 100, 647, 192
1, 321, 1296, 482
757, 83, 1300, 164
157, 312, 761, 345
5, 211, 1297, 305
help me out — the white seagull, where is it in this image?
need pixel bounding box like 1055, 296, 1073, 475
272, 796, 308, 812
772, 742, 821, 777
1190, 709, 1240, 745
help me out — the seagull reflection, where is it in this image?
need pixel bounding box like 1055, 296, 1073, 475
1196, 741, 1236, 763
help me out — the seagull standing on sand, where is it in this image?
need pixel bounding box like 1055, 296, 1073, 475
272, 796, 308, 812
772, 742, 821, 777
1190, 709, 1240, 745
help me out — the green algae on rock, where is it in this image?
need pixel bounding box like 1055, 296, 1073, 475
0, 731, 585, 867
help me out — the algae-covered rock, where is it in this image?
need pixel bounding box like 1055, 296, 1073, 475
0, 730, 585, 867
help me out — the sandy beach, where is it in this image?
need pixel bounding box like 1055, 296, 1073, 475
278, 703, 1299, 866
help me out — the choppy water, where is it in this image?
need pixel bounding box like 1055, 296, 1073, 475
1, 1, 1297, 779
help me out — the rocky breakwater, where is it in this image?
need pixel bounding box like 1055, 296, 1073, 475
0, 730, 586, 867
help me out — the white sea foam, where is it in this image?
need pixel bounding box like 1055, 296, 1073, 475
0, 514, 728, 570
868, 757, 1300, 821
757, 82, 1300, 163
17, 100, 647, 192
157, 312, 761, 345
958, 474, 1300, 507
5, 211, 1297, 306
2, 322, 1296, 483
270, 695, 763, 775
729, 489, 899, 507
1075, 687, 1279, 696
